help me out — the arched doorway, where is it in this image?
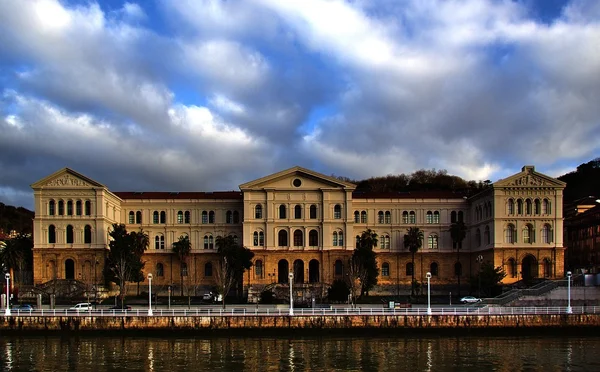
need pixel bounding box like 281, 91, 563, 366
65, 259, 75, 280
521, 255, 538, 282
309, 259, 320, 283
293, 259, 304, 284
278, 260, 289, 283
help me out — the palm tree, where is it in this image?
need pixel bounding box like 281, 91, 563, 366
172, 235, 191, 296
404, 227, 423, 296
450, 221, 467, 297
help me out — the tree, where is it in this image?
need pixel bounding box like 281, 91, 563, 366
172, 235, 191, 296
214, 235, 254, 309
328, 279, 350, 303
470, 262, 507, 297
449, 221, 467, 296
404, 227, 423, 297
346, 229, 379, 305
106, 224, 148, 307
0, 234, 33, 290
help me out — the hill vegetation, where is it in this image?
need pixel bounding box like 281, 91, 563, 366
558, 158, 600, 204
0, 202, 33, 235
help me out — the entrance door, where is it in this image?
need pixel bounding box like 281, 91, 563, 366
65, 259, 75, 280
521, 255, 537, 282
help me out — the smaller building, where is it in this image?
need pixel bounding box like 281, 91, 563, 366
565, 197, 600, 274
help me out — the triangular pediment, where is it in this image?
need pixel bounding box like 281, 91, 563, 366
494, 166, 566, 188
240, 166, 356, 191
31, 168, 105, 189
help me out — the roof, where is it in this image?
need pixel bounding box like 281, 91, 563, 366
352, 190, 468, 199
113, 191, 243, 200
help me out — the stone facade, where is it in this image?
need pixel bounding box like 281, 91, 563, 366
30, 165, 566, 295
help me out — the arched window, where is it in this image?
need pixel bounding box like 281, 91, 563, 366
505, 224, 516, 243
542, 199, 551, 214
183, 211, 190, 224
84, 200, 91, 215
155, 235, 165, 249
385, 211, 392, 224
208, 211, 215, 223
259, 231, 264, 246
49, 200, 55, 216
402, 211, 409, 223
334, 260, 343, 275
67, 200, 73, 215
526, 199, 532, 215
295, 205, 302, 219
458, 211, 464, 222
48, 225, 56, 244
426, 211, 433, 224
484, 226, 490, 245
255, 260, 263, 278
156, 263, 164, 277
430, 262, 439, 276
178, 211, 184, 224
76, 200, 82, 216
354, 211, 360, 223
378, 211, 384, 224
507, 199, 514, 215
543, 258, 551, 278
293, 229, 303, 246
233, 211, 239, 224
129, 211, 135, 224
309, 230, 319, 246
534, 199, 541, 215
160, 211, 166, 224
58, 200, 64, 215
338, 231, 344, 246
507, 258, 516, 278
483, 204, 488, 218
66, 225, 74, 244
454, 262, 462, 276
255, 204, 263, 219
84, 225, 92, 244
406, 263, 413, 276
361, 211, 367, 223
153, 211, 159, 224
517, 199, 523, 214
381, 234, 390, 249
433, 211, 439, 224
428, 234, 438, 249
226, 211, 233, 224
334, 204, 342, 219
382, 263, 390, 277
135, 211, 142, 224
333, 231, 338, 246
278, 230, 288, 246
253, 231, 259, 246
542, 224, 552, 243
310, 205, 317, 219
476, 228, 481, 247
409, 211, 416, 224
451, 211, 457, 223
523, 224, 533, 244
279, 205, 286, 219
204, 262, 213, 277
202, 211, 208, 224
204, 235, 214, 249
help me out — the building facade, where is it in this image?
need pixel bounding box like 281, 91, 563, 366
31, 165, 566, 296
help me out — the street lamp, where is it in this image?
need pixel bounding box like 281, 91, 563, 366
4, 273, 10, 316
147, 273, 153, 316
426, 272, 432, 315
566, 271, 572, 314
476, 255, 484, 298
289, 272, 294, 316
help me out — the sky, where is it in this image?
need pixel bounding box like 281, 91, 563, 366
1, 0, 599, 210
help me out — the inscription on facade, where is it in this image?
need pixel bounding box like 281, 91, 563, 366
509, 175, 547, 187
46, 175, 89, 187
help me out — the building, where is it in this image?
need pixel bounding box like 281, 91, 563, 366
30, 165, 566, 297
564, 197, 600, 274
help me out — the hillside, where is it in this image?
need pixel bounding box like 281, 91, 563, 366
558, 158, 600, 204
0, 202, 34, 235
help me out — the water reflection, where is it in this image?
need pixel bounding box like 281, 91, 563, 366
0, 335, 598, 371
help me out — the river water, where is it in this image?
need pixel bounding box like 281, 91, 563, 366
0, 334, 598, 371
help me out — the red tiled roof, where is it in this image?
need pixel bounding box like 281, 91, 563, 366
352, 191, 468, 199
114, 191, 243, 200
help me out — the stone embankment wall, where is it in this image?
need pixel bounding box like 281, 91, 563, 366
1, 314, 600, 333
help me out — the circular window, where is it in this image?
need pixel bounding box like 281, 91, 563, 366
293, 178, 302, 187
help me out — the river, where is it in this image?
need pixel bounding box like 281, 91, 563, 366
0, 334, 598, 371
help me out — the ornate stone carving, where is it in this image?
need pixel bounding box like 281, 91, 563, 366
508, 175, 547, 187
46, 174, 89, 187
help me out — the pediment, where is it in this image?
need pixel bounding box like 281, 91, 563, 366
494, 166, 566, 188
31, 168, 105, 189
240, 166, 356, 191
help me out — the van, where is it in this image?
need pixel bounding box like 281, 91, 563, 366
70, 303, 92, 311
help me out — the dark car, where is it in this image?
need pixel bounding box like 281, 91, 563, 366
109, 305, 132, 310
14, 304, 34, 311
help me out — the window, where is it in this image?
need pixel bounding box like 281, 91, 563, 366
487, 202, 492, 217
361, 211, 367, 223
426, 211, 433, 224
381, 234, 390, 249
476, 228, 481, 247
433, 211, 439, 224
160, 211, 166, 224
309, 230, 318, 246
156, 263, 164, 277
428, 234, 438, 249
253, 231, 259, 246
84, 225, 92, 244
542, 199, 551, 214
48, 225, 56, 244
231, 235, 239, 245
178, 211, 184, 224
310, 205, 317, 219
378, 211, 384, 224
450, 211, 457, 223
430, 262, 439, 276
338, 231, 343, 246
84, 200, 91, 215
458, 211, 463, 222
335, 260, 343, 275
76, 201, 82, 216
202, 211, 208, 224
333, 231, 338, 246
334, 204, 342, 219
279, 205, 286, 219
385, 211, 391, 224
295, 205, 302, 219
49, 200, 55, 216
155, 235, 165, 249
204, 235, 214, 249
293, 230, 303, 246
534, 199, 541, 215
259, 231, 264, 246
354, 211, 360, 223
204, 262, 213, 277
184, 211, 191, 224
255, 260, 263, 278
66, 225, 74, 244
208, 211, 215, 223
406, 263, 413, 276
136, 211, 142, 224
181, 263, 188, 276
505, 224, 516, 243
67, 201, 73, 215
523, 224, 534, 244
233, 211, 239, 224
58, 200, 64, 215
153, 211, 159, 224
255, 204, 263, 219
483, 204, 488, 218
507, 199, 514, 215
484, 226, 490, 245
226, 211, 233, 224
402, 211, 408, 224
526, 199, 532, 214
278, 230, 288, 246
507, 259, 516, 278
542, 224, 552, 243
382, 263, 390, 277
409, 211, 416, 224
129, 211, 135, 224
517, 199, 523, 214
356, 235, 360, 247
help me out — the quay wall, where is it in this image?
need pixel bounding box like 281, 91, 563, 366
1, 314, 600, 333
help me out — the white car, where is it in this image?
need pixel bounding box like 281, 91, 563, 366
460, 296, 482, 304
70, 303, 93, 311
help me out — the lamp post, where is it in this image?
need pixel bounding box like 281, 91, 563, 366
566, 271, 572, 314
476, 255, 484, 298
4, 273, 10, 316
426, 272, 432, 315
147, 273, 153, 316
289, 272, 294, 316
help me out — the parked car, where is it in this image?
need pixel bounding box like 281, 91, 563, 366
460, 296, 482, 304
109, 304, 132, 310
13, 304, 34, 311
70, 303, 93, 311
